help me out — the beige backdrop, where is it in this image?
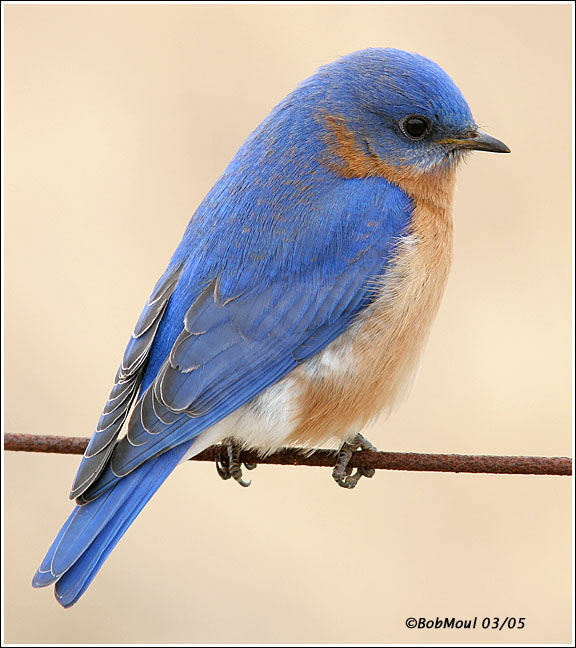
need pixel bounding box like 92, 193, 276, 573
4, 3, 572, 645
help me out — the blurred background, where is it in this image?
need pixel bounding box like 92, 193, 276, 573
4, 3, 572, 644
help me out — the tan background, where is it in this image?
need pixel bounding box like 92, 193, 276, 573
4, 3, 572, 645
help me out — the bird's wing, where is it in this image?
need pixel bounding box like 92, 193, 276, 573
69, 262, 183, 499
73, 178, 412, 504
77, 267, 377, 503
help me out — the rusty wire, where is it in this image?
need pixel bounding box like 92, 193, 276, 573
3, 433, 571, 476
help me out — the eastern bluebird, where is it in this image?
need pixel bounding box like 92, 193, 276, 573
33, 48, 509, 606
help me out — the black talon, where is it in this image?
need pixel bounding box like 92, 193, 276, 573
332, 433, 377, 489
215, 447, 232, 480
214, 439, 256, 487
215, 460, 231, 480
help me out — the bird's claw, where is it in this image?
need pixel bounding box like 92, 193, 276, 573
215, 440, 256, 487
332, 433, 377, 489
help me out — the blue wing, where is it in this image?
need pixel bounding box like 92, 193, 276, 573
33, 172, 412, 606
77, 269, 374, 503
69, 263, 184, 500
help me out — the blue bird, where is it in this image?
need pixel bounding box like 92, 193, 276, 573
33, 48, 509, 607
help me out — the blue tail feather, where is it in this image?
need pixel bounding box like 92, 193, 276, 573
51, 479, 137, 577
33, 509, 76, 584
33, 443, 190, 607
55, 470, 164, 607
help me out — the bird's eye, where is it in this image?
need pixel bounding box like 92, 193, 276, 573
400, 115, 431, 140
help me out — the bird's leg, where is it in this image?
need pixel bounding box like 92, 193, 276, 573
215, 439, 256, 487
332, 433, 377, 489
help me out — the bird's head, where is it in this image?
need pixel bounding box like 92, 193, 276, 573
305, 48, 510, 174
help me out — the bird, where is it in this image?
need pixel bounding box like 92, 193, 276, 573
32, 47, 510, 607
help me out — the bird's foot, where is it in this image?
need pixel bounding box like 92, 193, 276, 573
215, 439, 257, 487
332, 433, 377, 489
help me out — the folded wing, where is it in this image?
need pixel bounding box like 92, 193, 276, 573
69, 262, 183, 500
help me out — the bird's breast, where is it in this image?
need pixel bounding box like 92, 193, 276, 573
285, 192, 454, 448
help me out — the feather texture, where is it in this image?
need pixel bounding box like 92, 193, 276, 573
70, 263, 183, 499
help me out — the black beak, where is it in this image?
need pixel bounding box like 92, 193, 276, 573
451, 129, 511, 154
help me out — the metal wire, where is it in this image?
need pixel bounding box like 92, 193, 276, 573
3, 433, 571, 476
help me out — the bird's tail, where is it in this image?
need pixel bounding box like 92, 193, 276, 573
32, 443, 189, 607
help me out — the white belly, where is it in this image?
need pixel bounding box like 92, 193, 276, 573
179, 343, 355, 462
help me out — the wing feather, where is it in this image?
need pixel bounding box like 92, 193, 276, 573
69, 262, 183, 500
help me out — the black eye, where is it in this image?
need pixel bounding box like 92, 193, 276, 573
400, 115, 430, 140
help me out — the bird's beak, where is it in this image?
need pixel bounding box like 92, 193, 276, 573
445, 129, 511, 154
